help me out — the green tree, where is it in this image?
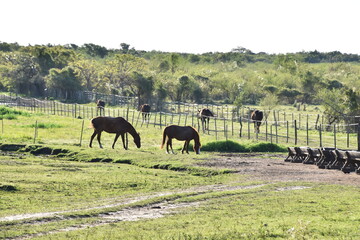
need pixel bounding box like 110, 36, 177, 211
71, 59, 99, 90
129, 72, 154, 106
0, 51, 42, 95
45, 67, 82, 100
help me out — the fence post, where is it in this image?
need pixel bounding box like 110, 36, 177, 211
334, 124, 337, 149
214, 117, 217, 140
265, 121, 268, 141
357, 123, 360, 151
239, 117, 242, 138
275, 122, 279, 144
347, 124, 350, 148
294, 120, 297, 145
319, 124, 322, 148
223, 118, 226, 137
231, 117, 234, 136
80, 119, 84, 146
286, 121, 289, 143
306, 121, 309, 146
248, 118, 250, 139
33, 120, 38, 144
159, 112, 162, 128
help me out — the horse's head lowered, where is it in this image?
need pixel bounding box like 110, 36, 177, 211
134, 132, 141, 148
194, 141, 201, 154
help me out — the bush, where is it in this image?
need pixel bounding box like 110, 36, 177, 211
0, 106, 30, 119
201, 140, 247, 152
201, 140, 286, 153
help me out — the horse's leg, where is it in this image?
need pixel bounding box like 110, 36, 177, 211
165, 139, 170, 154
120, 134, 127, 150
112, 133, 120, 149
89, 130, 97, 148
97, 131, 103, 148
168, 138, 175, 154
182, 141, 187, 154
183, 141, 189, 154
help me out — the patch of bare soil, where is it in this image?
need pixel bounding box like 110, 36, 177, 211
198, 153, 360, 186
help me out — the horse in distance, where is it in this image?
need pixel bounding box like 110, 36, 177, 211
198, 108, 214, 131
89, 116, 141, 150
251, 110, 264, 133
96, 100, 105, 116
140, 104, 151, 122
161, 125, 201, 154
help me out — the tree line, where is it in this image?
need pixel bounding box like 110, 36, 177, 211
1, 41, 360, 125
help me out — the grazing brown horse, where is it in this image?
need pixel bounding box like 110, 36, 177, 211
96, 100, 105, 116
140, 104, 151, 121
198, 108, 214, 131
89, 117, 141, 149
161, 125, 201, 154
251, 110, 263, 133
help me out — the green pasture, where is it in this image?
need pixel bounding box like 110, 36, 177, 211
1, 152, 360, 239
0, 106, 360, 239
0, 103, 358, 150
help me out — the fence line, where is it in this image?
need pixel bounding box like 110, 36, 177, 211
1, 94, 359, 150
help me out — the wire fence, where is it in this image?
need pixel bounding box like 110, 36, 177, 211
1, 94, 359, 150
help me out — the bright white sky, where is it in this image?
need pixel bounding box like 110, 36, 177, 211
1, 0, 360, 54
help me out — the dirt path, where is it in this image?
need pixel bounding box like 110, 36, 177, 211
199, 153, 360, 186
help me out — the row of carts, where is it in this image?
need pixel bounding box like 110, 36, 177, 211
285, 146, 360, 174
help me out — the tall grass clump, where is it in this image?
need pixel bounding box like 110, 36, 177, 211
202, 140, 286, 152
0, 106, 30, 119
23, 123, 63, 129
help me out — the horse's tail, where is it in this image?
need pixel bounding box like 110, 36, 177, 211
89, 118, 95, 129
90, 118, 100, 129
160, 128, 167, 149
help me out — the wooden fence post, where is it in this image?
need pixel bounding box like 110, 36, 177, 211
33, 120, 38, 144
357, 123, 360, 151
239, 117, 242, 138
294, 120, 297, 145
80, 119, 84, 146
265, 121, 268, 141
214, 117, 217, 140
286, 121, 289, 143
319, 124, 322, 148
275, 122, 279, 144
306, 121, 309, 146
334, 124, 337, 149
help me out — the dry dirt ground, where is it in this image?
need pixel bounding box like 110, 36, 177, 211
200, 153, 360, 186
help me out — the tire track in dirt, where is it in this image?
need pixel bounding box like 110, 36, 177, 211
3, 183, 272, 240
0, 183, 265, 223
5, 183, 312, 240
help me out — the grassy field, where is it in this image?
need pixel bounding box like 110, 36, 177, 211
1, 107, 360, 239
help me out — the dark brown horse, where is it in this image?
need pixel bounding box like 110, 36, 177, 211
198, 108, 214, 131
251, 110, 263, 133
89, 116, 141, 149
96, 100, 105, 116
140, 104, 151, 121
161, 125, 201, 154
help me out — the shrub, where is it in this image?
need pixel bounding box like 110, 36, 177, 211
202, 140, 286, 153
201, 140, 247, 152
0, 106, 30, 119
